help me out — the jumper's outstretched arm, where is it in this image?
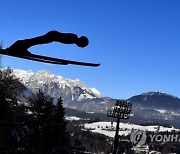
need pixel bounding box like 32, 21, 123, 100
6, 30, 89, 53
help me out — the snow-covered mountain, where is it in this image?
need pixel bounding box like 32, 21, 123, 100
128, 91, 180, 110
142, 91, 178, 99
127, 91, 180, 127
13, 69, 101, 104
12, 69, 180, 127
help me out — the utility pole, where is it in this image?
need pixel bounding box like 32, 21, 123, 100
107, 100, 132, 154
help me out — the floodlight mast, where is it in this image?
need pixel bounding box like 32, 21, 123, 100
107, 100, 132, 154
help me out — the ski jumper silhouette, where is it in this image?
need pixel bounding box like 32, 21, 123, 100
7, 30, 89, 54
0, 30, 99, 67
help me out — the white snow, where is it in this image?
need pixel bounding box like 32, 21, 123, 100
13, 69, 34, 83
84, 122, 179, 138
38, 81, 44, 85
13, 69, 102, 101
155, 109, 166, 114
142, 91, 178, 99
90, 88, 101, 97
77, 93, 94, 101
66, 116, 81, 121
171, 111, 180, 116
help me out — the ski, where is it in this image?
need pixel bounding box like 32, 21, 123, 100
0, 49, 100, 67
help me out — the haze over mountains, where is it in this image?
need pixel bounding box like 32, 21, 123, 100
13, 69, 180, 128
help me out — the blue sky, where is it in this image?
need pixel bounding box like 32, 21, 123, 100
0, 0, 180, 99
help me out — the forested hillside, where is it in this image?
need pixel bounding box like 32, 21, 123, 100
0, 68, 113, 154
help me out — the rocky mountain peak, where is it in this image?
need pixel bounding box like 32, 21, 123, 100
9, 68, 180, 127
13, 69, 101, 103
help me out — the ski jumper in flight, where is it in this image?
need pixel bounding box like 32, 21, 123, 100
0, 30, 99, 67
6, 30, 89, 54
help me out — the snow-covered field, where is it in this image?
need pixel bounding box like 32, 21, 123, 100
65, 116, 82, 121
65, 116, 180, 138
84, 121, 179, 138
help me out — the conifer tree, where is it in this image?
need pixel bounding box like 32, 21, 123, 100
25, 90, 54, 153
0, 68, 29, 153
53, 97, 72, 153
0, 69, 72, 153
26, 91, 72, 153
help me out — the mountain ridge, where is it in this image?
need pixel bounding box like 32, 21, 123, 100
12, 68, 180, 127
13, 69, 102, 103
128, 91, 180, 110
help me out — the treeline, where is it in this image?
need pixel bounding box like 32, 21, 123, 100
0, 68, 113, 154
65, 107, 110, 122
0, 68, 71, 153
67, 121, 112, 153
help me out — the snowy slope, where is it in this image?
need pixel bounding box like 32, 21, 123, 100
13, 69, 101, 103
12, 69, 180, 128
84, 122, 179, 138
142, 91, 178, 99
